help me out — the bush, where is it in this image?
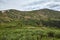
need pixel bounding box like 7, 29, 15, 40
55, 33, 60, 38
47, 31, 55, 37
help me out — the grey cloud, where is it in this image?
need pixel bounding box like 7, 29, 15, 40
0, 0, 60, 11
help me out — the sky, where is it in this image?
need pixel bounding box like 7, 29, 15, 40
0, 0, 60, 11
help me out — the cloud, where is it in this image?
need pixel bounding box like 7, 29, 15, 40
0, 0, 60, 11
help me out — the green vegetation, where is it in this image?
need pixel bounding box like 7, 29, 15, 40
0, 27, 60, 40
0, 9, 60, 40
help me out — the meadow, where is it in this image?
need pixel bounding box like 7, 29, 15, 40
0, 22, 60, 40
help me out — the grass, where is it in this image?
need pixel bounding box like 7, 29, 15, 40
0, 25, 60, 40
0, 20, 60, 40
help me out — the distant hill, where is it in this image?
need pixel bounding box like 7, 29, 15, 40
0, 9, 60, 21
0, 9, 60, 27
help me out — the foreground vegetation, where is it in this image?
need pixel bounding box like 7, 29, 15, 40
0, 21, 60, 40
0, 27, 60, 40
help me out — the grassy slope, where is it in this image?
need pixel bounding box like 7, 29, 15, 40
0, 27, 60, 40
0, 9, 60, 40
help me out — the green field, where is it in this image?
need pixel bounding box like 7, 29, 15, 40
0, 22, 60, 40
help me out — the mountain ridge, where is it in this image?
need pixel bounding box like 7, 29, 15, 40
0, 9, 60, 21
0, 8, 60, 12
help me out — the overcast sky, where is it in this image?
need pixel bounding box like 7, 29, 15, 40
0, 0, 60, 11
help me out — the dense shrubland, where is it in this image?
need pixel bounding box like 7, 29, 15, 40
0, 9, 60, 40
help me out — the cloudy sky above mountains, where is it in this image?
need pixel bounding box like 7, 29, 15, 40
0, 0, 60, 11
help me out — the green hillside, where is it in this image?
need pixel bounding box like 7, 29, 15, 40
0, 9, 60, 28
0, 9, 60, 40
0, 9, 60, 21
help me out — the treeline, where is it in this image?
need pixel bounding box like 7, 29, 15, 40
0, 18, 60, 28
15, 19, 60, 28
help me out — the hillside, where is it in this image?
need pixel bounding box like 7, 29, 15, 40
0, 9, 60, 40
0, 9, 60, 28
0, 9, 60, 21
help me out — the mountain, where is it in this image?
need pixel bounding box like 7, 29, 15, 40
0, 9, 60, 27
0, 9, 60, 21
